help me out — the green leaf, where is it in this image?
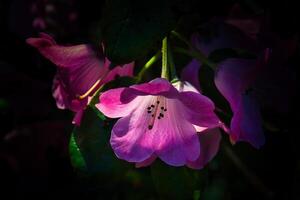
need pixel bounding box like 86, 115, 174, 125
69, 106, 114, 173
151, 160, 200, 200
101, 0, 175, 64
69, 133, 87, 171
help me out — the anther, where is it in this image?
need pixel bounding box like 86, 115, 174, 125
152, 114, 154, 117
147, 107, 151, 110
151, 105, 155, 108
164, 108, 167, 112
156, 101, 160, 104
147, 111, 151, 113
148, 125, 153, 130
161, 106, 164, 110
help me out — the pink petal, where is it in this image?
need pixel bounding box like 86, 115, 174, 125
179, 91, 220, 128
101, 62, 135, 85
181, 59, 201, 92
153, 98, 200, 166
72, 110, 84, 126
187, 128, 221, 169
130, 78, 178, 97
52, 74, 68, 109
172, 81, 200, 93
110, 96, 156, 162
135, 154, 157, 168
96, 87, 142, 118
27, 34, 108, 110
230, 94, 265, 148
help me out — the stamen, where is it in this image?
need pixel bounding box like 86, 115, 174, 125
77, 79, 101, 100
146, 96, 168, 130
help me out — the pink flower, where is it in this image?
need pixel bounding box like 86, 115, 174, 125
136, 81, 222, 169
96, 78, 220, 167
26, 33, 134, 125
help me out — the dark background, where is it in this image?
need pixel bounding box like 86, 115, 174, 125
0, 0, 299, 199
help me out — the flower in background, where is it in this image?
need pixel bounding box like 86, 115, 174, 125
214, 58, 265, 148
26, 33, 134, 125
96, 78, 220, 167
190, 20, 265, 148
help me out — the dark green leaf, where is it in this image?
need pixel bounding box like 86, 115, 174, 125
69, 106, 115, 173
101, 0, 175, 64
151, 160, 200, 199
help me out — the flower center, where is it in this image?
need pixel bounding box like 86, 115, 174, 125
146, 96, 167, 130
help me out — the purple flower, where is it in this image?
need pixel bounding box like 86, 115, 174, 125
27, 33, 134, 125
214, 58, 265, 148
96, 78, 220, 167
189, 21, 265, 148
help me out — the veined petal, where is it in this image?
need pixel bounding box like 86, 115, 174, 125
179, 91, 219, 128
110, 96, 156, 162
52, 74, 68, 109
187, 128, 221, 169
130, 78, 178, 98
153, 98, 200, 166
101, 62, 135, 85
96, 87, 142, 118
27, 33, 108, 97
230, 94, 265, 148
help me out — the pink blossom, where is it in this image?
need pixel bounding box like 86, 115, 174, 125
26, 33, 134, 125
96, 78, 220, 167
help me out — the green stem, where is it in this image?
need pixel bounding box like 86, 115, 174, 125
171, 31, 217, 70
173, 47, 217, 69
167, 42, 178, 81
161, 37, 169, 80
222, 143, 274, 198
137, 51, 161, 82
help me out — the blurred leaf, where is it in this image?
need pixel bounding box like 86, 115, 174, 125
101, 0, 175, 64
0, 98, 9, 109
151, 160, 199, 199
69, 106, 114, 173
69, 133, 87, 171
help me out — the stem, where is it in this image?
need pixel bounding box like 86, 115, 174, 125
137, 51, 161, 82
161, 37, 169, 80
222, 143, 274, 199
174, 47, 217, 69
167, 42, 178, 81
171, 31, 217, 70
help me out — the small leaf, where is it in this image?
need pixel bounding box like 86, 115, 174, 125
69, 106, 113, 173
69, 133, 87, 171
